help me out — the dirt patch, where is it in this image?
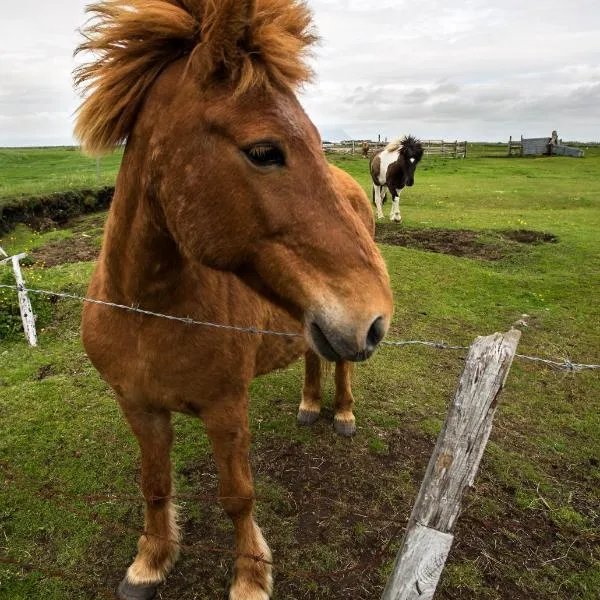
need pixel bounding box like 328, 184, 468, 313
500, 229, 558, 244
34, 364, 56, 380
375, 225, 558, 260
72, 423, 597, 600
31, 236, 100, 267
0, 187, 113, 234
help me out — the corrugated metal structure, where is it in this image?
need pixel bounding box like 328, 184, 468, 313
518, 136, 585, 157
522, 137, 551, 155
552, 145, 585, 157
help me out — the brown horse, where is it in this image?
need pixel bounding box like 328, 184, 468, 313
361, 141, 370, 158
75, 1, 393, 599
299, 165, 377, 438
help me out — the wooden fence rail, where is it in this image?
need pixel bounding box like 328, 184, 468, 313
324, 140, 467, 158
381, 329, 521, 600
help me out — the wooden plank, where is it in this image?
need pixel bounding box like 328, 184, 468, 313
381, 329, 521, 600
11, 255, 38, 347
382, 524, 453, 600
0, 252, 27, 266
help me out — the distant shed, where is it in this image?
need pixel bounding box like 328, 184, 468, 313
519, 136, 584, 157
551, 145, 584, 157
522, 137, 551, 155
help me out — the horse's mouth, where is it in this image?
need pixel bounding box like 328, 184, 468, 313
309, 321, 342, 362
308, 321, 375, 363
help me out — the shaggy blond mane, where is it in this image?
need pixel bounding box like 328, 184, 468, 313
384, 138, 403, 152
74, 0, 317, 155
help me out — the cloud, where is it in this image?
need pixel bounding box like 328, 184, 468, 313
1, 0, 599, 145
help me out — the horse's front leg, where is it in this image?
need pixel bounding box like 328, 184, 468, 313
297, 350, 323, 426
117, 402, 179, 600
390, 189, 402, 222
373, 184, 385, 219
204, 398, 272, 600
333, 361, 356, 437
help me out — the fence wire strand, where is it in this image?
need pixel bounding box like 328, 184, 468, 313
0, 283, 598, 372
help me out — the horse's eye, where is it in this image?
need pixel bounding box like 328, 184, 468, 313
243, 143, 286, 168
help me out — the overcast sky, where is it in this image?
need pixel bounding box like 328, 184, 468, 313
1, 0, 599, 146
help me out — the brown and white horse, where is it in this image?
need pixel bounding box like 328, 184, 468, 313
370, 136, 424, 222
74, 1, 393, 599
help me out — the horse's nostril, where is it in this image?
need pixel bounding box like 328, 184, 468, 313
366, 316, 385, 351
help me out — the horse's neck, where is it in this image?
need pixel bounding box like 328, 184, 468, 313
99, 182, 186, 307
378, 149, 400, 180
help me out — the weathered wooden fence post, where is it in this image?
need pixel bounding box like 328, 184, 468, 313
1, 252, 38, 347
381, 329, 521, 600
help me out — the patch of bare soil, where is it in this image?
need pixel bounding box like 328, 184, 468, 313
31, 236, 100, 268
77, 425, 596, 600
500, 229, 558, 244
375, 225, 558, 260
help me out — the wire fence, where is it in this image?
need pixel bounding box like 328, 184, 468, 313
0, 282, 599, 372
1, 460, 406, 593
1, 260, 598, 598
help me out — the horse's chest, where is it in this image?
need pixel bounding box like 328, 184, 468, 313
255, 335, 307, 376
377, 150, 400, 185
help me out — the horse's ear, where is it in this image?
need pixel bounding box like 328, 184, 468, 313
200, 0, 256, 72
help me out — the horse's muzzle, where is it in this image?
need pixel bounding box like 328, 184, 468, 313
308, 315, 386, 362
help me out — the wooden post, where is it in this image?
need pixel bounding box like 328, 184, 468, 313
463, 141, 467, 159
381, 329, 521, 600
1, 253, 38, 347
508, 136, 512, 157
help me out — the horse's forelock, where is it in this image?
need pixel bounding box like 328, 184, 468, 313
74, 0, 318, 155
400, 135, 424, 161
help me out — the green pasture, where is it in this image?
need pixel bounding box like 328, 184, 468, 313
0, 147, 122, 201
0, 148, 599, 599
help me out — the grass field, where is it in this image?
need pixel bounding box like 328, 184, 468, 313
0, 148, 599, 599
0, 148, 123, 201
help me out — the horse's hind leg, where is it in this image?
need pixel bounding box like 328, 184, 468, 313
204, 399, 272, 600
333, 361, 356, 437
297, 350, 323, 426
117, 402, 179, 600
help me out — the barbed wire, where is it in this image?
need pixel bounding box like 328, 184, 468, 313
0, 283, 599, 372
1, 469, 405, 588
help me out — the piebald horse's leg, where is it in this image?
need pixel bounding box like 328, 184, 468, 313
297, 350, 323, 426
117, 403, 179, 600
204, 399, 272, 600
333, 361, 356, 437
390, 189, 402, 222
373, 184, 385, 220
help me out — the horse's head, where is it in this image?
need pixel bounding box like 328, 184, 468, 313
75, 0, 393, 362
400, 135, 424, 187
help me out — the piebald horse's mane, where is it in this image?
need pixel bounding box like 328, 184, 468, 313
384, 135, 422, 153
74, 0, 317, 155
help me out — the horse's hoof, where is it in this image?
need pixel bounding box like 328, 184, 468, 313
117, 578, 158, 600
297, 409, 320, 426
334, 418, 356, 437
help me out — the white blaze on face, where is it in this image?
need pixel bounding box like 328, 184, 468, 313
410, 157, 415, 164
377, 148, 401, 184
